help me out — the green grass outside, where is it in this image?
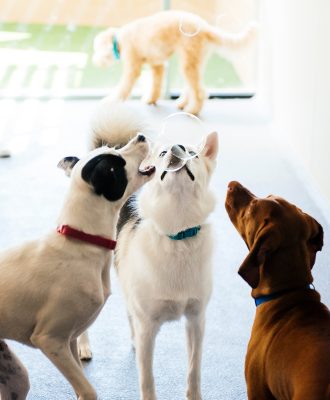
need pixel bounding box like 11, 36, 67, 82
0, 22, 241, 93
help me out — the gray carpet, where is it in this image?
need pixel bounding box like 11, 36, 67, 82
0, 99, 329, 399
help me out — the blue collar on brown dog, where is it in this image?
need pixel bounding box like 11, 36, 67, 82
254, 284, 313, 307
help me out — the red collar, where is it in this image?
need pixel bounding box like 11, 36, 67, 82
57, 225, 116, 250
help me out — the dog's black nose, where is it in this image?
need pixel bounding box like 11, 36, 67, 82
137, 134, 146, 142
171, 144, 186, 159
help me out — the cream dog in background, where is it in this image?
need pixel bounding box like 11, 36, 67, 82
93, 10, 256, 114
0, 116, 155, 399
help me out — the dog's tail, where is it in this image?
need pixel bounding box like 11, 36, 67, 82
206, 21, 257, 49
90, 98, 148, 150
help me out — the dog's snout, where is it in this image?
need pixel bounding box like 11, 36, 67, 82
168, 154, 182, 167
170, 144, 186, 159
227, 181, 243, 192
226, 181, 257, 215
137, 134, 146, 143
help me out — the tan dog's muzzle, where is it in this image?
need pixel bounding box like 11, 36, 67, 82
225, 181, 255, 218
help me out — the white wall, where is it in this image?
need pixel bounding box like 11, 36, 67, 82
265, 0, 330, 205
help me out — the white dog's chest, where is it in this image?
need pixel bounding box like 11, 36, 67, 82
150, 298, 202, 323
119, 232, 213, 322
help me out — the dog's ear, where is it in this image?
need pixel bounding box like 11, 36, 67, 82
201, 131, 218, 161
81, 154, 128, 201
238, 226, 281, 288
305, 215, 324, 268
57, 156, 80, 177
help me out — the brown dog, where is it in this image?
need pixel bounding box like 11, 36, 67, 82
225, 181, 330, 400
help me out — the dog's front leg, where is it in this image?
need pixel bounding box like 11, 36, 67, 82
71, 338, 83, 368
78, 331, 93, 361
185, 314, 205, 400
31, 334, 97, 400
115, 60, 142, 101
134, 318, 160, 400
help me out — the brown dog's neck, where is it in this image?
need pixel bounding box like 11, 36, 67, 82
253, 287, 328, 330
253, 284, 315, 307
251, 248, 314, 298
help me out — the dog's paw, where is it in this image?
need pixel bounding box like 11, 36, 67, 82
175, 96, 188, 110
183, 104, 202, 115
141, 394, 157, 400
78, 344, 93, 361
142, 95, 158, 105
186, 388, 202, 400
186, 393, 202, 400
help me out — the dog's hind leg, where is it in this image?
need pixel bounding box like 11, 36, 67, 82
176, 88, 189, 110
78, 331, 92, 361
31, 334, 97, 400
185, 314, 205, 400
127, 314, 136, 349
0, 340, 30, 400
142, 64, 165, 105
179, 46, 207, 115
134, 318, 160, 400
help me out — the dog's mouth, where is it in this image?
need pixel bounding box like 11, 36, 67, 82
138, 165, 156, 177
161, 165, 195, 181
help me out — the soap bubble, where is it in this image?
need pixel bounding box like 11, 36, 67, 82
179, 16, 201, 37
157, 112, 208, 172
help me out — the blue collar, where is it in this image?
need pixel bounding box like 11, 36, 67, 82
112, 35, 120, 60
168, 225, 201, 241
254, 284, 313, 307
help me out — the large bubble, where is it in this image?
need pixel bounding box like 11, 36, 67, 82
157, 112, 208, 172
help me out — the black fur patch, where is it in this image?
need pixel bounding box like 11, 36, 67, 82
117, 195, 141, 235
82, 154, 128, 201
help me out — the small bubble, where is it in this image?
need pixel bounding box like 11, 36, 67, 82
179, 17, 201, 37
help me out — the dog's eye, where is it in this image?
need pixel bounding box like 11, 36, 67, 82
159, 151, 167, 157
189, 151, 198, 158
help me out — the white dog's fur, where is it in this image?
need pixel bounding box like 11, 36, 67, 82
113, 131, 219, 400
0, 115, 154, 399
93, 10, 257, 115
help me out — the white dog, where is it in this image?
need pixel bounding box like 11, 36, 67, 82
112, 131, 219, 400
0, 123, 155, 398
93, 10, 256, 115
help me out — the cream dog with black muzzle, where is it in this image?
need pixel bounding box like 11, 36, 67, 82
115, 132, 218, 400
0, 134, 155, 399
